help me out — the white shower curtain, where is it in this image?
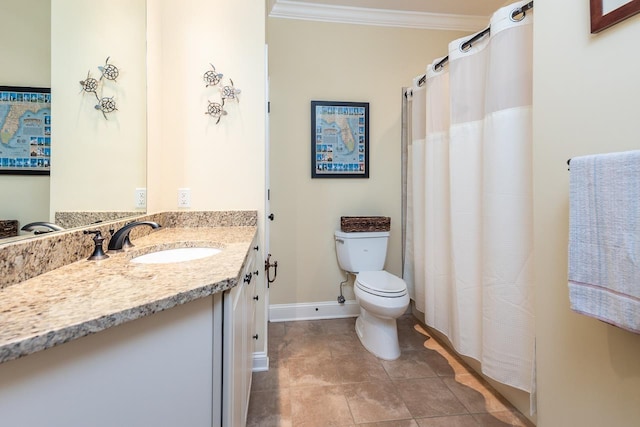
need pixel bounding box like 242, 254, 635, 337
404, 1, 534, 393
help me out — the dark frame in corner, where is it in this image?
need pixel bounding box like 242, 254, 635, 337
311, 100, 369, 179
0, 86, 51, 176
590, 0, 640, 33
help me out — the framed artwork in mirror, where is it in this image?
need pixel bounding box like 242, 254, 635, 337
590, 0, 640, 33
311, 100, 369, 179
0, 86, 51, 175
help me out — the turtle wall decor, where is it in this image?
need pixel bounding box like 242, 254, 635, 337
95, 96, 118, 120
203, 64, 223, 87
203, 63, 241, 124
79, 71, 100, 100
220, 79, 241, 102
79, 56, 120, 120
205, 99, 227, 124
99, 57, 120, 82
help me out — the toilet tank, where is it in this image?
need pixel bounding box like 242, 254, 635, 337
334, 230, 389, 273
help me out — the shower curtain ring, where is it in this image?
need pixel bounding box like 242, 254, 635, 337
511, 8, 526, 21
511, 1, 533, 22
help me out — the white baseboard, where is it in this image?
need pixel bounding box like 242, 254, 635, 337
252, 351, 269, 372
269, 300, 360, 322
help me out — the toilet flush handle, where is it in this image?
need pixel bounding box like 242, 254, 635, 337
335, 238, 344, 244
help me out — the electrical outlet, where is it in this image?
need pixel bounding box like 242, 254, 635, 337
177, 188, 191, 208
135, 188, 146, 208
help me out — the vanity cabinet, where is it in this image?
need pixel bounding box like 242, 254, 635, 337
0, 234, 261, 427
223, 239, 259, 427
0, 294, 222, 427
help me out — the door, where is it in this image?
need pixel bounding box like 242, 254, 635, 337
264, 45, 280, 317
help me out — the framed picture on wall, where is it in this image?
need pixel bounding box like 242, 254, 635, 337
311, 100, 369, 179
590, 0, 640, 33
0, 86, 51, 175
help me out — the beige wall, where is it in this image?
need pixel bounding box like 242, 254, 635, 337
50, 0, 147, 216
533, 1, 640, 426
0, 1, 50, 85
266, 18, 466, 306
146, 0, 265, 214
146, 0, 266, 353
0, 0, 50, 230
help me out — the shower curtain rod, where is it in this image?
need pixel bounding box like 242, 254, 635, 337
416, 1, 533, 87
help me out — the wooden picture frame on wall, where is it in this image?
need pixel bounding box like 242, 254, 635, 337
590, 0, 640, 33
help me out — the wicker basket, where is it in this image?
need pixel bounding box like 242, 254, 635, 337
0, 220, 18, 238
340, 216, 390, 233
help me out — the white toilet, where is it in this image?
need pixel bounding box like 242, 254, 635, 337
334, 230, 409, 360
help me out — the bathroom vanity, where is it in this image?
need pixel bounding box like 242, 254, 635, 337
0, 212, 260, 427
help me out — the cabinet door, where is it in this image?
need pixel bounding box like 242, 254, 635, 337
223, 235, 259, 427
0, 297, 215, 427
234, 284, 247, 427
223, 283, 245, 427
241, 240, 258, 425
245, 267, 257, 411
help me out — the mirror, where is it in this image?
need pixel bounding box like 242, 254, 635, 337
0, 0, 147, 243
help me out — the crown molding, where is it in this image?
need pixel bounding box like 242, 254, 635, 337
268, 0, 488, 32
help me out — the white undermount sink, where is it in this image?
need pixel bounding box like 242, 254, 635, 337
131, 247, 221, 264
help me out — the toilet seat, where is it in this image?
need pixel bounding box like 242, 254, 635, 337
356, 271, 407, 298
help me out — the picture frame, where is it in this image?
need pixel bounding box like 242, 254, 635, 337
0, 86, 51, 175
311, 100, 369, 179
590, 0, 640, 33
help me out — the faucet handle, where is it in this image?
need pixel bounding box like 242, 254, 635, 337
84, 229, 109, 261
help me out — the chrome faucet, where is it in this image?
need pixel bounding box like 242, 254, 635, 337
21, 222, 65, 235
108, 221, 161, 251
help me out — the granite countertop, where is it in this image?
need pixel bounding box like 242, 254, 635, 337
0, 225, 257, 364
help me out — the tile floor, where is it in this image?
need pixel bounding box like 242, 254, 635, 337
247, 315, 534, 427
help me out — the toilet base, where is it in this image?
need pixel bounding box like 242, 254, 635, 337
355, 308, 401, 361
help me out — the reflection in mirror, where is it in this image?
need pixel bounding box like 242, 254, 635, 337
0, 0, 147, 244
0, 0, 51, 240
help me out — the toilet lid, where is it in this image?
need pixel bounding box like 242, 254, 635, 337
356, 271, 407, 296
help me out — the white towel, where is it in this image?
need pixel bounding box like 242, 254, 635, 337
568, 150, 640, 334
